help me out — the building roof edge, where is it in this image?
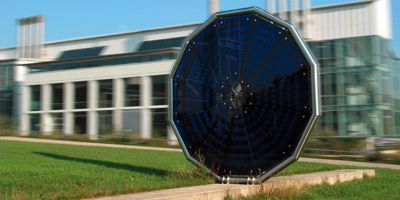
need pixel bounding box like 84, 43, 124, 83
43, 22, 203, 46
311, 0, 375, 10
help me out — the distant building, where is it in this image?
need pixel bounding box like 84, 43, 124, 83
0, 0, 398, 139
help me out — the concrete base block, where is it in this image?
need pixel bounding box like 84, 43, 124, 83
93, 169, 375, 200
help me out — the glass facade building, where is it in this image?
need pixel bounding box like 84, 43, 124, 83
124, 77, 140, 107
74, 81, 87, 109
0, 0, 398, 140
151, 75, 168, 105
0, 65, 14, 116
30, 85, 41, 111
74, 112, 87, 134
51, 83, 63, 110
98, 79, 113, 108
308, 35, 400, 135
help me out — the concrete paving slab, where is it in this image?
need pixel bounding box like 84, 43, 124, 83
90, 169, 374, 200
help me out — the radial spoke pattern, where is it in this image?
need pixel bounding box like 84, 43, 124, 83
171, 11, 314, 179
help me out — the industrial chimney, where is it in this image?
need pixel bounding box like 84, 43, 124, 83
17, 15, 45, 59
209, 0, 219, 16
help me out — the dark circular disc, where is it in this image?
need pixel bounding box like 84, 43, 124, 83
169, 7, 320, 183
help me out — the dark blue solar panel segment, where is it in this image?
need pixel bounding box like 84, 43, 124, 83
58, 46, 105, 60
172, 14, 313, 177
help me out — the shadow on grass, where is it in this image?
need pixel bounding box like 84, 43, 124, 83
32, 152, 167, 176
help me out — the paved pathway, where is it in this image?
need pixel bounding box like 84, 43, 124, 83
299, 157, 400, 170
2, 136, 400, 170
0, 136, 181, 152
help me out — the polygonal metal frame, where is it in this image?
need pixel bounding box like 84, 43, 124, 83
168, 7, 321, 183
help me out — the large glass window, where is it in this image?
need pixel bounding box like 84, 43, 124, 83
0, 65, 13, 90
0, 66, 13, 115
30, 85, 41, 111
311, 35, 399, 136
151, 75, 167, 105
29, 114, 40, 132
74, 81, 87, 109
98, 80, 113, 108
334, 39, 346, 58
322, 41, 332, 58
124, 77, 140, 107
99, 111, 113, 135
74, 112, 87, 134
383, 110, 393, 135
51, 83, 63, 110
122, 109, 141, 135
395, 112, 400, 135
0, 90, 13, 116
151, 108, 168, 138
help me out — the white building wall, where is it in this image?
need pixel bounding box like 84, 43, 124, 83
24, 60, 174, 138
25, 60, 174, 85
371, 0, 391, 39
4, 0, 396, 140
1, 1, 392, 60
0, 48, 17, 60
144, 28, 194, 41
42, 24, 199, 60
309, 0, 391, 41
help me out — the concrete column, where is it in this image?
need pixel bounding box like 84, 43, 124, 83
13, 65, 26, 131
13, 82, 22, 130
63, 82, 73, 135
88, 80, 98, 109
41, 113, 52, 134
167, 125, 178, 145
113, 78, 123, 108
113, 110, 122, 133
141, 109, 151, 139
88, 80, 99, 139
113, 78, 123, 131
41, 84, 50, 111
64, 82, 73, 110
141, 76, 152, 139
20, 85, 30, 135
20, 114, 29, 136
64, 112, 73, 135
41, 84, 51, 134
88, 111, 98, 140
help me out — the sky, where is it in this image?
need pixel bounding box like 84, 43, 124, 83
0, 0, 399, 57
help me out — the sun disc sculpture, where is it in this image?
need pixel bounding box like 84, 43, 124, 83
169, 7, 320, 184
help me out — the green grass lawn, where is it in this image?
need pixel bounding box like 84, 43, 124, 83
240, 167, 400, 200
2, 140, 399, 200
0, 140, 212, 199
299, 168, 400, 199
